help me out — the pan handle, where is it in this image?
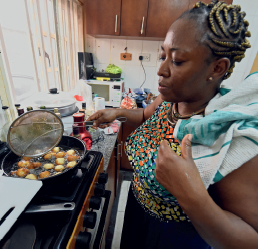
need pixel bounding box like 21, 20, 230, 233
25, 202, 75, 213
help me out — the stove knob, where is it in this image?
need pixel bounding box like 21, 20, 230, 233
94, 183, 105, 196
98, 173, 108, 184
83, 211, 97, 229
75, 231, 91, 249
89, 196, 101, 210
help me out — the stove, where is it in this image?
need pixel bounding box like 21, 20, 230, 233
0, 142, 110, 249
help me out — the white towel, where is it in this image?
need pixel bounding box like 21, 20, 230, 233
173, 73, 258, 188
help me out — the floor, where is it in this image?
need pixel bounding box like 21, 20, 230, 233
105, 170, 133, 249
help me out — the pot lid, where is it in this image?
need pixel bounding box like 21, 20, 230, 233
29, 90, 76, 109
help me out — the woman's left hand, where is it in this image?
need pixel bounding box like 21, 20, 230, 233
155, 134, 207, 205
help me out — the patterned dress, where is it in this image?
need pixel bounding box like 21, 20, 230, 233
125, 101, 190, 222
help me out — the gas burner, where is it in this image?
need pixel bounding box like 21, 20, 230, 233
0, 150, 108, 249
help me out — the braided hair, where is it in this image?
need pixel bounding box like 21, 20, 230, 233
179, 0, 251, 80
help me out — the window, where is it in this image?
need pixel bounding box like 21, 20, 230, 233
0, 0, 84, 104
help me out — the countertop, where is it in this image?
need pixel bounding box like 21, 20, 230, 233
90, 121, 121, 170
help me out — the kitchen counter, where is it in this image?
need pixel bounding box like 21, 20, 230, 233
90, 121, 121, 170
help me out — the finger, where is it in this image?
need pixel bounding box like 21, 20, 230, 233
159, 140, 177, 156
181, 134, 193, 160
86, 111, 102, 121
99, 122, 112, 129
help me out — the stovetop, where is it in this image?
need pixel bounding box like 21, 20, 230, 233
0, 142, 103, 249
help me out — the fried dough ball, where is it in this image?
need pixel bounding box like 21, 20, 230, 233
17, 161, 31, 168
67, 161, 77, 169
55, 165, 65, 172
51, 152, 56, 157
56, 152, 65, 158
16, 168, 29, 177
52, 147, 60, 153
31, 162, 41, 168
22, 156, 32, 161
55, 158, 65, 165
67, 155, 77, 162
39, 171, 50, 179
27, 163, 34, 169
25, 174, 37, 180
43, 153, 53, 160
43, 163, 54, 170
66, 150, 75, 156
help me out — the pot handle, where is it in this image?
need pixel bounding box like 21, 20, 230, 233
79, 151, 91, 170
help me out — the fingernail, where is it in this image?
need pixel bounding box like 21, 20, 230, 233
188, 134, 193, 141
93, 122, 96, 126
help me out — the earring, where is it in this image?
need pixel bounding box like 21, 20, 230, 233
208, 77, 213, 81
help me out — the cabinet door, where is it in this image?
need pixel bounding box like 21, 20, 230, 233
120, 0, 148, 37
189, 0, 233, 8
85, 0, 121, 35
146, 0, 189, 38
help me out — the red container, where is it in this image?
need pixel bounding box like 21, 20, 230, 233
71, 113, 92, 150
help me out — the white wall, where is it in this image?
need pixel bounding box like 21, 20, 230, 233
225, 0, 258, 88
86, 36, 162, 96
86, 0, 258, 93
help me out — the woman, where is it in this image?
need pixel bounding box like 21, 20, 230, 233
87, 1, 258, 248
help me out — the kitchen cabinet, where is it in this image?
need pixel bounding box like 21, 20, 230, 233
85, 0, 233, 38
121, 123, 134, 171
145, 0, 189, 38
84, 0, 121, 36
120, 0, 148, 37
104, 126, 122, 236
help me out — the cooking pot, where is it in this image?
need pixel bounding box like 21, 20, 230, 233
23, 89, 78, 117
1, 135, 87, 185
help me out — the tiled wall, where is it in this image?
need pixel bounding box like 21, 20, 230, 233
86, 37, 162, 96
86, 0, 258, 93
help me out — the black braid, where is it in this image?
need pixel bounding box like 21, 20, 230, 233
179, 0, 251, 80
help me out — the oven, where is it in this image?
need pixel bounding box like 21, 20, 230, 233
0, 141, 110, 249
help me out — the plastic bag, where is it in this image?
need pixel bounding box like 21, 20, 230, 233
105, 64, 122, 74
70, 80, 93, 109
120, 88, 137, 109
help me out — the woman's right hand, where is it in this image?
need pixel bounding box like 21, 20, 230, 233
86, 109, 120, 129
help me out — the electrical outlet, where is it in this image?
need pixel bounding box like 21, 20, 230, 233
139, 53, 150, 62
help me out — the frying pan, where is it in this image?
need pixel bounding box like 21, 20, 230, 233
1, 135, 87, 185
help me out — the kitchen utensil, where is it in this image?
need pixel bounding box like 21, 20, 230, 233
2, 135, 87, 186
7, 110, 64, 158
0, 176, 42, 240
84, 116, 127, 127
25, 202, 75, 213
28, 91, 78, 117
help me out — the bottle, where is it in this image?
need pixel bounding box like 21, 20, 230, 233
27, 106, 33, 112
17, 108, 24, 116
82, 102, 86, 110
79, 109, 85, 114
92, 94, 98, 112
81, 102, 91, 119
1, 106, 11, 142
72, 124, 81, 139
70, 113, 92, 150
54, 107, 61, 118
14, 104, 20, 118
